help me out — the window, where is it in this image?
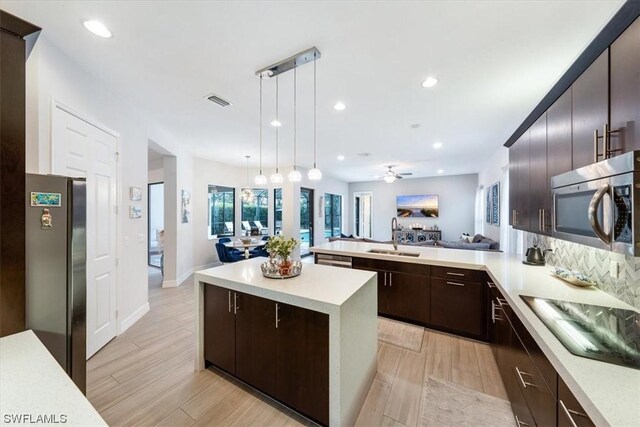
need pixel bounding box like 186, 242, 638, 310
273, 188, 283, 235
208, 185, 235, 238
241, 189, 269, 234
324, 193, 342, 238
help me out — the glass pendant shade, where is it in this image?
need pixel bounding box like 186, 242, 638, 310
241, 187, 254, 203
308, 168, 322, 181
288, 169, 302, 182
254, 174, 267, 185
270, 172, 284, 184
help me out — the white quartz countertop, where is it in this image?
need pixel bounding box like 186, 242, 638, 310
0, 330, 107, 426
310, 241, 640, 427
195, 258, 376, 311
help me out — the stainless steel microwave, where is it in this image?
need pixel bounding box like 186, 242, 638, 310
551, 151, 639, 256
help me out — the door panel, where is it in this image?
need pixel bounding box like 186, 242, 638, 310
529, 113, 550, 234
387, 272, 430, 324
431, 277, 484, 338
52, 105, 118, 358
203, 285, 236, 374
547, 88, 573, 178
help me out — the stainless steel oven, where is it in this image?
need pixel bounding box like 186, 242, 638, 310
551, 151, 639, 256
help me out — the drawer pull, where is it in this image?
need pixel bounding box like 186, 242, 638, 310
496, 297, 508, 307
446, 281, 465, 287
446, 272, 465, 277
491, 301, 503, 322
559, 399, 589, 427
515, 367, 537, 389
228, 291, 232, 313
234, 293, 239, 315
514, 415, 530, 427
487, 281, 496, 288
275, 303, 280, 328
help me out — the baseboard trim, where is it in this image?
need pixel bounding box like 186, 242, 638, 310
119, 302, 149, 334
163, 262, 220, 288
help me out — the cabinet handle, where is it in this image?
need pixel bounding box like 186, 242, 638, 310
491, 300, 503, 322
515, 367, 537, 389
512, 210, 520, 225
486, 281, 496, 288
228, 291, 232, 313
389, 272, 393, 287
604, 124, 621, 158
383, 272, 387, 287
559, 399, 589, 426
446, 281, 465, 287
234, 293, 238, 315
275, 303, 280, 328
446, 272, 465, 277
514, 415, 530, 427
496, 297, 508, 307
538, 209, 542, 231
594, 128, 604, 162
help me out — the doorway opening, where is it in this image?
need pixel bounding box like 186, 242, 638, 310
300, 187, 314, 257
354, 192, 373, 238
148, 182, 164, 269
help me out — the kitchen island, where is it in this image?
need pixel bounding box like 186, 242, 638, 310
194, 258, 377, 427
311, 240, 640, 427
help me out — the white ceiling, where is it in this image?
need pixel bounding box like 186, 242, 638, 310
4, 0, 624, 182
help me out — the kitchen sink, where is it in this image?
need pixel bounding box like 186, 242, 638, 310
367, 249, 420, 257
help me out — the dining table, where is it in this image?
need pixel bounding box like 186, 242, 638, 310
225, 239, 266, 260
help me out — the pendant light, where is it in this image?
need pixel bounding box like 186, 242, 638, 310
254, 75, 267, 185
288, 64, 302, 182
241, 155, 254, 203
270, 76, 284, 184
308, 51, 322, 181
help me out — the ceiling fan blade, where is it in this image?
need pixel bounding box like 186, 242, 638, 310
398, 172, 412, 176
395, 175, 404, 179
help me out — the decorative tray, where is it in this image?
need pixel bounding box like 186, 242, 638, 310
551, 267, 597, 288
261, 260, 303, 279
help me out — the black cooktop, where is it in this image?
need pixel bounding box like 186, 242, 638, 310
521, 296, 640, 370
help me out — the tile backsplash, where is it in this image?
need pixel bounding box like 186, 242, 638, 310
525, 232, 640, 311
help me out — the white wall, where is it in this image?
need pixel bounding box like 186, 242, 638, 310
348, 174, 478, 241
24, 36, 187, 332
477, 146, 509, 243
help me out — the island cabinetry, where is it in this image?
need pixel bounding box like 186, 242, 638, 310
430, 266, 486, 340
558, 377, 595, 427
351, 257, 430, 324
203, 284, 329, 425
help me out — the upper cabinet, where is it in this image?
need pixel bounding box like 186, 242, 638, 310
610, 16, 640, 154
571, 51, 609, 169
528, 113, 550, 234
510, 131, 530, 231
546, 89, 573, 178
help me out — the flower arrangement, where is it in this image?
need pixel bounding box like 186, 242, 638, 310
265, 235, 298, 260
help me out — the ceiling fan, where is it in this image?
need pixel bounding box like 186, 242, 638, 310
382, 165, 412, 183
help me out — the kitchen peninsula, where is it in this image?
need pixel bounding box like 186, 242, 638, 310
311, 240, 640, 427
193, 258, 377, 427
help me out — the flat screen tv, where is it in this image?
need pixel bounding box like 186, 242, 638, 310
396, 194, 439, 218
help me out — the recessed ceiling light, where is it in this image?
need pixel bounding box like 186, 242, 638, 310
270, 120, 282, 127
334, 102, 346, 111
337, 155, 345, 161
421, 77, 438, 88
433, 142, 443, 149
437, 169, 444, 174
410, 123, 420, 129
83, 20, 112, 38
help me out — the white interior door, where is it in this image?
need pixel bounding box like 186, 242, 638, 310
52, 104, 118, 358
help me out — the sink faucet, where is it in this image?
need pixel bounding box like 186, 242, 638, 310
391, 217, 398, 251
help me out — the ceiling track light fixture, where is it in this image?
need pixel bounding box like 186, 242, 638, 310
255, 47, 322, 182
241, 155, 255, 203
254, 76, 267, 185
270, 76, 283, 184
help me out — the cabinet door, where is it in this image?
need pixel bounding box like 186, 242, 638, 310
529, 113, 551, 235
386, 271, 430, 324
572, 50, 609, 168
611, 16, 640, 154
276, 303, 329, 426
547, 88, 573, 179
430, 277, 484, 339
511, 131, 530, 231
235, 292, 277, 396
203, 285, 236, 374
558, 376, 595, 427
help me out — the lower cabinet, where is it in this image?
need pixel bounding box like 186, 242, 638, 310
430, 276, 484, 339
557, 377, 595, 427
204, 285, 329, 426
385, 271, 430, 324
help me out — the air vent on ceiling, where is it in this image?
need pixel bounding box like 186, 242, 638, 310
206, 94, 231, 107
357, 152, 372, 158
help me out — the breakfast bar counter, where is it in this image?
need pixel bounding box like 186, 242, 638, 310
194, 258, 378, 426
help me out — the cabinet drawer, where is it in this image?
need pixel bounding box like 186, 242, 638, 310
431, 265, 483, 283
352, 257, 430, 276
430, 277, 485, 339
558, 376, 595, 427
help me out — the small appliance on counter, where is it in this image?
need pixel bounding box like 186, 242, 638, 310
521, 296, 640, 370
523, 245, 552, 266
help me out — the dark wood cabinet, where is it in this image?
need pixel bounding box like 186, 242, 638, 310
558, 377, 595, 427
610, 16, 640, 154
386, 271, 430, 324
529, 113, 551, 235
276, 303, 329, 426
203, 284, 236, 374
235, 292, 276, 396
510, 131, 530, 231
572, 50, 609, 169
547, 88, 573, 181
203, 284, 329, 425
430, 277, 484, 339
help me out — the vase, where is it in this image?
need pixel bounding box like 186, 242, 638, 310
278, 256, 293, 276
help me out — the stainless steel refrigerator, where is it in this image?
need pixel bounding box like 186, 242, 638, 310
25, 173, 87, 394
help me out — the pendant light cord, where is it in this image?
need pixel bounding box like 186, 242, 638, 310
259, 75, 263, 175
293, 64, 297, 170
313, 51, 317, 169
276, 75, 279, 173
